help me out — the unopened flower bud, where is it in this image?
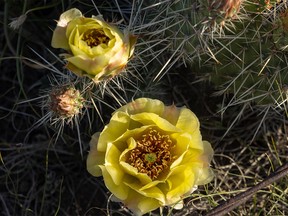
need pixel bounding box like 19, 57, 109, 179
49, 87, 84, 118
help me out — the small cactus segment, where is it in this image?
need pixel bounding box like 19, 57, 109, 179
49, 86, 84, 119
151, 0, 287, 105
203, 2, 288, 105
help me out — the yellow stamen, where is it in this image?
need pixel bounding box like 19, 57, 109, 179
127, 128, 175, 180
82, 29, 110, 48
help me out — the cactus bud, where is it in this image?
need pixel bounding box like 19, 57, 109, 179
49, 86, 84, 119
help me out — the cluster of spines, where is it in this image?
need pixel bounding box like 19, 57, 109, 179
145, 0, 287, 108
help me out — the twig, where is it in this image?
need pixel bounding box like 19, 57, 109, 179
205, 162, 288, 216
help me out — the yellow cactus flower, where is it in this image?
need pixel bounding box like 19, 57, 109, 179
51, 8, 136, 82
87, 98, 214, 215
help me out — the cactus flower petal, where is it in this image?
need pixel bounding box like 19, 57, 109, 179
87, 98, 214, 215
51, 8, 136, 82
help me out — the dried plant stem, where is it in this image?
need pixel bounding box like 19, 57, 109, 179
205, 162, 288, 216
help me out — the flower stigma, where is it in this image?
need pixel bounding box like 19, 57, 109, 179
127, 128, 175, 180
82, 29, 110, 47
145, 153, 157, 163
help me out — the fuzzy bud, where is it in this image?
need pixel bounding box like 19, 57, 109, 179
49, 87, 84, 118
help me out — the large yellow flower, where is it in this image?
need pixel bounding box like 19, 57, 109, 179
51, 8, 136, 82
87, 98, 214, 215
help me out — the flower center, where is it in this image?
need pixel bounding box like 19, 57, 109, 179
127, 128, 175, 180
145, 153, 157, 163
82, 29, 110, 48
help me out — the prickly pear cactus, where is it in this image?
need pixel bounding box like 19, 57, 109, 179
202, 0, 288, 106
146, 0, 287, 106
